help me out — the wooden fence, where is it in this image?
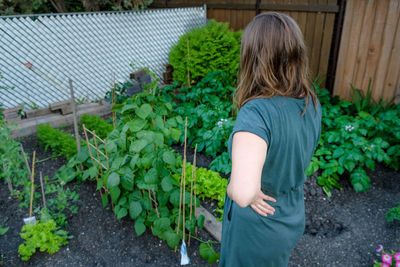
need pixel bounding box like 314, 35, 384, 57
333, 0, 400, 103
151, 0, 340, 88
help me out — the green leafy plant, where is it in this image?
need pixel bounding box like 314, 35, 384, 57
174, 163, 227, 220
350, 79, 395, 117
37, 181, 80, 227
18, 219, 68, 261
386, 202, 400, 223
0, 225, 9, 236
160, 71, 235, 174
199, 241, 220, 264
104, 80, 132, 105
0, 114, 30, 201
306, 80, 400, 195
37, 123, 78, 159
80, 114, 113, 139
57, 90, 213, 256
169, 20, 241, 86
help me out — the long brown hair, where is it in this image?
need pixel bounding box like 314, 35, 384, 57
235, 12, 317, 116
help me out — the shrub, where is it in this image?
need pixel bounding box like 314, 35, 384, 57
80, 114, 113, 140
169, 20, 241, 86
37, 123, 77, 159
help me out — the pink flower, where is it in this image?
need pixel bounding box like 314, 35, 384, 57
381, 263, 390, 267
395, 252, 400, 262
376, 244, 384, 253
382, 253, 392, 264
396, 262, 400, 267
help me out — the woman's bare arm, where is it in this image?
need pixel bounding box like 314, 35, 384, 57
227, 131, 276, 216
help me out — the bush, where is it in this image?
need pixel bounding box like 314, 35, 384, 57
37, 124, 77, 159
80, 114, 113, 140
169, 20, 241, 86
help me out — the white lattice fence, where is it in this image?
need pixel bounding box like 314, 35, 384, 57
0, 7, 207, 109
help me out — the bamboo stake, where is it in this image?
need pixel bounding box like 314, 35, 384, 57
177, 160, 184, 235
176, 117, 188, 251
182, 117, 188, 242
83, 124, 102, 200
103, 139, 110, 169
39, 172, 46, 209
194, 146, 198, 236
186, 39, 191, 87
188, 143, 197, 246
93, 130, 103, 176
29, 151, 36, 217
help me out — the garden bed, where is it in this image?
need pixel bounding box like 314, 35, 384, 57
0, 133, 219, 266
0, 132, 398, 266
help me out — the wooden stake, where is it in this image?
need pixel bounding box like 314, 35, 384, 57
83, 124, 102, 200
3, 163, 13, 194
39, 172, 46, 209
182, 117, 188, 242
93, 130, 103, 176
176, 117, 188, 251
188, 143, 197, 246
186, 39, 191, 87
29, 151, 36, 217
104, 139, 110, 169
69, 78, 81, 152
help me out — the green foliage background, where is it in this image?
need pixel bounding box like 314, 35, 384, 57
169, 20, 241, 86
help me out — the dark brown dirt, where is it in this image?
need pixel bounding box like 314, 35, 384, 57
0, 134, 219, 267
0, 133, 399, 267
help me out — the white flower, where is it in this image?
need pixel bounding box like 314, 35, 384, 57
345, 125, 355, 132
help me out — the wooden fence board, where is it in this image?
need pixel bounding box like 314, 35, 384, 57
318, 0, 335, 86
334, 0, 399, 102
334, 0, 358, 98
374, 0, 398, 100
353, 0, 377, 92
362, 0, 388, 99
382, 8, 400, 101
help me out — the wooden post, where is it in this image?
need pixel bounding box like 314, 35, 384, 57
29, 151, 36, 217
39, 172, 46, 209
69, 78, 81, 152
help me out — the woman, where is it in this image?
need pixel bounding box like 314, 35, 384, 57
219, 12, 322, 266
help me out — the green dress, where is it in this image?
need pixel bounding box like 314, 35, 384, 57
219, 95, 322, 267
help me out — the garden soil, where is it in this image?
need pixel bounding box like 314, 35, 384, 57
0, 134, 399, 266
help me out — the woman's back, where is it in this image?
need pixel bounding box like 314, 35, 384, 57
220, 11, 322, 267
220, 96, 321, 267
228, 95, 322, 196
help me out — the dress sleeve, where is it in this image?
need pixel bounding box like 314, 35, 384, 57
231, 100, 272, 147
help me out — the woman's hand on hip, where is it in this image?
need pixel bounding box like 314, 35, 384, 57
250, 190, 276, 216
